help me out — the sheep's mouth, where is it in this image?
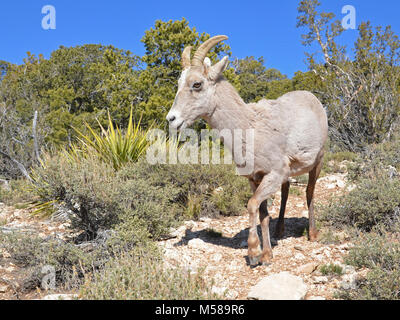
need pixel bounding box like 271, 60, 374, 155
176, 120, 190, 131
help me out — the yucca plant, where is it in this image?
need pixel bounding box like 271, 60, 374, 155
28, 111, 152, 217
72, 110, 151, 170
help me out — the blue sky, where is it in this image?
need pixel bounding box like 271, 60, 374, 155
1, 0, 399, 77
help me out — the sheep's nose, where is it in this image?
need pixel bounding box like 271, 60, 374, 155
167, 115, 176, 122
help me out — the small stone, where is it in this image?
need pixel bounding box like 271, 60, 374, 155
343, 265, 356, 274
296, 262, 319, 274
188, 238, 206, 250
212, 253, 223, 263
357, 268, 369, 279
0, 285, 8, 293
312, 248, 323, 255
211, 286, 227, 296
226, 290, 238, 299
338, 243, 350, 251
313, 276, 328, 284
199, 217, 212, 223
212, 187, 224, 195
314, 255, 324, 261
324, 250, 331, 258
248, 272, 308, 300
336, 180, 346, 188
294, 245, 304, 252
294, 252, 305, 260
0, 249, 11, 258
170, 225, 186, 238
346, 184, 356, 192
184, 221, 196, 229
332, 279, 340, 288
340, 273, 358, 290
5, 266, 15, 272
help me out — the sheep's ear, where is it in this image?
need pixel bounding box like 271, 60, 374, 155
208, 56, 229, 81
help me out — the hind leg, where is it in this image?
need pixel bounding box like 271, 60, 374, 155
307, 157, 323, 241
274, 181, 290, 239
247, 180, 262, 265
259, 199, 272, 265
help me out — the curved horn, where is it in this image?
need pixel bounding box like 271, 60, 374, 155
181, 46, 192, 69
192, 35, 228, 67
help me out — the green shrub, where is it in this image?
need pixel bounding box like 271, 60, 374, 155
289, 186, 302, 196
31, 153, 121, 237
346, 135, 400, 182
321, 150, 359, 176
293, 174, 308, 185
345, 229, 400, 271
319, 263, 343, 276
318, 229, 343, 245
1, 229, 214, 299
320, 173, 400, 231
114, 178, 183, 241
0, 179, 35, 206
325, 151, 359, 163
31, 150, 250, 242
119, 159, 251, 218
365, 135, 400, 170
0, 232, 107, 291
31, 153, 183, 241
343, 268, 400, 300
337, 227, 400, 300
80, 246, 218, 300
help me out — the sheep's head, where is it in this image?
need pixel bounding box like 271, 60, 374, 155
166, 35, 229, 130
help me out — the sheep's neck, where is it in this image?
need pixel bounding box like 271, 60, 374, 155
205, 80, 252, 132
203, 80, 256, 169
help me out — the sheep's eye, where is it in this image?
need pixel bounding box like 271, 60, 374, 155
192, 82, 202, 90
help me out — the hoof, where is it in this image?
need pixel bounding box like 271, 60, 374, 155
308, 229, 319, 242
260, 251, 273, 266
248, 254, 262, 267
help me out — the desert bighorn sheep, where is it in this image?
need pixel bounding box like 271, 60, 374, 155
166, 35, 328, 266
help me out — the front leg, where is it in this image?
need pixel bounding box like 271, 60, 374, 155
247, 197, 262, 266
247, 172, 286, 266
259, 200, 273, 265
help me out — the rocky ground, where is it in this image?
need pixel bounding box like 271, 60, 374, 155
159, 172, 363, 300
0, 204, 73, 300
0, 170, 365, 300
